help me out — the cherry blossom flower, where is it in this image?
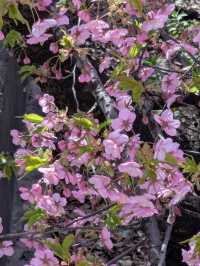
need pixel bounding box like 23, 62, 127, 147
72, 0, 81, 9
193, 30, 200, 47
182, 234, 200, 266
39, 94, 56, 113
10, 129, 26, 147
118, 161, 143, 178
99, 56, 111, 73
78, 10, 91, 22
54, 9, 69, 26
100, 227, 113, 250
19, 184, 42, 204
104, 28, 128, 46
23, 56, 31, 64
142, 4, 175, 32
37, 194, 66, 216
0, 241, 14, 258
161, 73, 180, 98
139, 67, 154, 82
35, 0, 52, 11
111, 108, 136, 132
89, 175, 110, 198
103, 130, 129, 160
154, 109, 180, 136
0, 31, 5, 40
25, 248, 59, 266
71, 25, 90, 45
154, 138, 185, 162
49, 42, 59, 54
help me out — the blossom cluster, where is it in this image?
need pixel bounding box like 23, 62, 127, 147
0, 0, 199, 265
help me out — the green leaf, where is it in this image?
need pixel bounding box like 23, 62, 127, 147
62, 234, 74, 251
24, 155, 49, 173
23, 113, 44, 123
129, 0, 143, 15
4, 30, 22, 48
76, 261, 90, 266
74, 117, 94, 130
98, 119, 112, 130
19, 65, 37, 81
165, 153, 179, 166
24, 208, 46, 227
119, 76, 144, 104
79, 145, 94, 155
183, 158, 198, 174
8, 3, 27, 25
129, 44, 142, 58
105, 205, 121, 230
46, 242, 66, 260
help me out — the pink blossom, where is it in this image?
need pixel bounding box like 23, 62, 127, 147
0, 217, 3, 234
118, 161, 143, 178
19, 184, 42, 204
142, 4, 175, 32
39, 166, 61, 185
49, 42, 59, 54
119, 194, 157, 221
37, 194, 66, 216
154, 109, 180, 136
104, 28, 128, 46
55, 9, 69, 26
89, 175, 110, 198
161, 73, 180, 99
0, 31, 5, 40
87, 20, 109, 42
100, 227, 113, 250
0, 241, 14, 258
10, 129, 26, 147
78, 10, 91, 22
71, 25, 90, 45
103, 130, 129, 160
139, 67, 154, 82
27, 33, 52, 45
23, 56, 31, 64
182, 234, 200, 266
154, 138, 185, 162
128, 135, 141, 160
39, 94, 55, 113
72, 0, 81, 9
26, 248, 59, 266
193, 30, 200, 47
99, 56, 111, 73
111, 108, 136, 132
78, 64, 92, 83
35, 0, 52, 11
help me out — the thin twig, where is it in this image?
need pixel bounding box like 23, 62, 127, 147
0, 204, 115, 241
71, 64, 80, 112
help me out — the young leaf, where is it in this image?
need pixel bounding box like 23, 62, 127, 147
4, 30, 22, 48
23, 113, 44, 124
62, 234, 74, 251
24, 155, 49, 173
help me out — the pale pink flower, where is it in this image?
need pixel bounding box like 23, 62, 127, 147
0, 241, 14, 258
154, 138, 185, 162
193, 30, 200, 47
139, 67, 154, 82
154, 109, 180, 136
78, 10, 91, 22
161, 73, 180, 99
27, 33, 52, 45
118, 161, 143, 178
23, 56, 31, 64
89, 175, 110, 198
19, 184, 42, 204
55, 9, 69, 26
72, 0, 81, 9
101, 227, 113, 250
35, 0, 52, 11
103, 130, 129, 160
182, 234, 200, 266
71, 25, 90, 45
10, 129, 26, 147
104, 28, 128, 46
27, 248, 59, 266
99, 56, 111, 73
49, 42, 59, 53
143, 4, 175, 32
0, 31, 5, 40
111, 108, 136, 132
39, 94, 55, 113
